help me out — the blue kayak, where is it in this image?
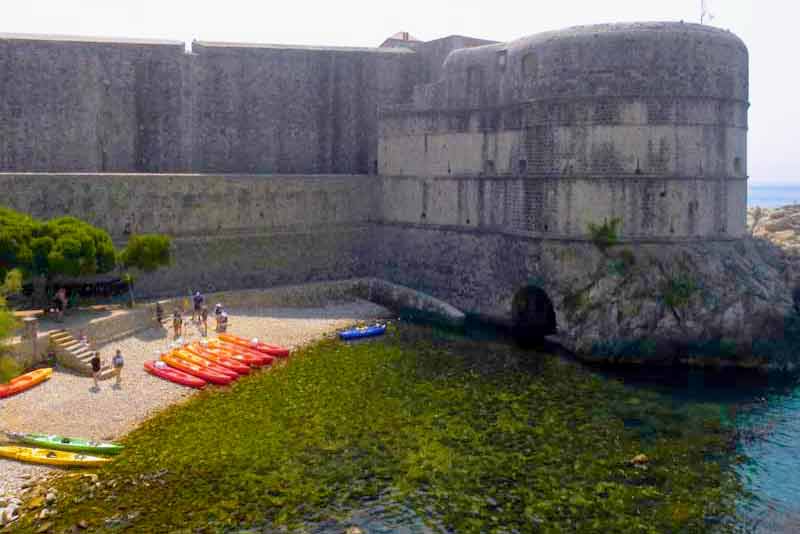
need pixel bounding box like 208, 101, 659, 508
339, 324, 387, 341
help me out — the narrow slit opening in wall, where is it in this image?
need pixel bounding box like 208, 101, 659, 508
486, 160, 495, 175
496, 50, 507, 71
734, 157, 742, 174
519, 160, 528, 175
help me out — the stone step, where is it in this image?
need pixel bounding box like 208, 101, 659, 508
73, 349, 93, 360
60, 341, 82, 351
98, 367, 116, 381
50, 332, 72, 343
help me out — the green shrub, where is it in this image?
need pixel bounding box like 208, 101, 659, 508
119, 234, 172, 272
661, 275, 697, 309
0, 207, 116, 280
0, 354, 21, 383
587, 217, 622, 250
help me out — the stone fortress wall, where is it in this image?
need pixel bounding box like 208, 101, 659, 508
0, 23, 751, 320
379, 22, 749, 240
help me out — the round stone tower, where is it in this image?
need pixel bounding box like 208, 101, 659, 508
384, 22, 749, 240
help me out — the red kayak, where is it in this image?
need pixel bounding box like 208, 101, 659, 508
207, 340, 273, 366
184, 343, 251, 375
219, 333, 290, 358
161, 353, 236, 386
172, 349, 239, 380
144, 360, 207, 389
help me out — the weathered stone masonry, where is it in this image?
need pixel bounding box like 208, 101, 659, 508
0, 23, 753, 327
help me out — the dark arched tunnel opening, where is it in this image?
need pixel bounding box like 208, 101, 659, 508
511, 285, 557, 347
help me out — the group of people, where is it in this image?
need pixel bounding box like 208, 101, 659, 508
77, 331, 124, 391
154, 291, 229, 341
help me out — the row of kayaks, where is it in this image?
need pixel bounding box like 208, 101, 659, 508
145, 333, 291, 388
0, 431, 123, 467
0, 325, 385, 397
0, 328, 385, 467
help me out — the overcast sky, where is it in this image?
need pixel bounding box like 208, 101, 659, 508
0, 0, 795, 184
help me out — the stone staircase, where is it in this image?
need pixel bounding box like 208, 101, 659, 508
48, 329, 115, 379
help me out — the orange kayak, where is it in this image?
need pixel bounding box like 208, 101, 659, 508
206, 340, 273, 366
172, 349, 240, 380
219, 333, 290, 358
0, 368, 53, 399
184, 343, 251, 375
161, 353, 235, 386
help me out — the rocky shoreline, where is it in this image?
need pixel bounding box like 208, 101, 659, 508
542, 206, 800, 373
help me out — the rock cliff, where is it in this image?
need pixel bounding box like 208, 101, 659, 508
553, 229, 798, 372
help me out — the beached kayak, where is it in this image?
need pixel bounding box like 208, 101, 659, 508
145, 360, 207, 389
172, 349, 240, 380
206, 340, 273, 366
5, 432, 123, 455
0, 368, 53, 399
339, 324, 387, 341
219, 333, 290, 358
161, 353, 235, 386
184, 343, 251, 375
0, 446, 111, 467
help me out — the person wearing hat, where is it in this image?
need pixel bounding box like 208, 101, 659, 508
217, 311, 229, 333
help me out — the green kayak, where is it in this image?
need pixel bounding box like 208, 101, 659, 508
5, 432, 124, 456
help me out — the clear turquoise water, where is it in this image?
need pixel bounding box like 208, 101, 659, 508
749, 184, 800, 208
599, 366, 800, 533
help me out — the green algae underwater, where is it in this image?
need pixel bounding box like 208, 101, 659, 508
14, 324, 744, 533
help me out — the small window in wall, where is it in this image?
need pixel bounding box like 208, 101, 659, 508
734, 157, 742, 174
467, 66, 484, 93
485, 160, 496, 175
496, 50, 507, 71
518, 159, 528, 176
522, 52, 539, 78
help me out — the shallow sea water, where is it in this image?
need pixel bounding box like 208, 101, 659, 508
284, 319, 800, 534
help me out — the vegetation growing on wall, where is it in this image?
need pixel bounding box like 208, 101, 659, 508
661, 274, 698, 309
587, 217, 622, 251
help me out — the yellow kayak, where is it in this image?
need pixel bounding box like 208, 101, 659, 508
0, 446, 111, 467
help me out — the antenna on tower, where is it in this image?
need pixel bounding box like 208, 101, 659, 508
700, 0, 715, 25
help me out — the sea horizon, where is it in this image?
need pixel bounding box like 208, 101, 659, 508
749, 182, 800, 207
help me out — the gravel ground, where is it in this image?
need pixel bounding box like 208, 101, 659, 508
0, 299, 391, 499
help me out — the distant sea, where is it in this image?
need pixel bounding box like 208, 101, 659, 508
749, 184, 800, 208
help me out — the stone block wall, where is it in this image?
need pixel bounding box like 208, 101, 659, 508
0, 173, 381, 295
0, 35, 420, 175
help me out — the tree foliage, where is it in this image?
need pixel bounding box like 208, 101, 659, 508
118, 234, 172, 273
0, 207, 116, 281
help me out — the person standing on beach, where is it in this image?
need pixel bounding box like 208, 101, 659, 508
200, 306, 209, 337
192, 291, 204, 322
112, 349, 124, 387
90, 351, 101, 390
172, 310, 183, 340
155, 302, 165, 328
54, 287, 68, 322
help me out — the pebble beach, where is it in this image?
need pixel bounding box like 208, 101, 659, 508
0, 299, 391, 501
